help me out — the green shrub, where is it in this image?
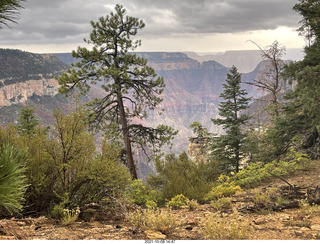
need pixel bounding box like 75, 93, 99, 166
232, 150, 309, 188
205, 175, 241, 201
147, 152, 217, 203
145, 200, 157, 209
211, 197, 233, 211
125, 179, 159, 207
50, 203, 80, 225
166, 194, 189, 209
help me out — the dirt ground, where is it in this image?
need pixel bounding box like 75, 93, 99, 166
1, 162, 320, 240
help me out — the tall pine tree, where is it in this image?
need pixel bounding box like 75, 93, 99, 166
210, 66, 251, 174
57, 5, 177, 179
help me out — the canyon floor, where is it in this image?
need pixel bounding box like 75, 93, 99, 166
1, 161, 320, 241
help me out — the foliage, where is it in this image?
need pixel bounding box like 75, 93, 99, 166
299, 199, 320, 216
51, 202, 80, 225
126, 208, 180, 234
147, 152, 217, 202
202, 212, 251, 240
210, 66, 251, 174
17, 106, 40, 137
0, 0, 25, 28
57, 4, 177, 178
145, 200, 157, 209
210, 197, 233, 211
232, 150, 309, 188
124, 179, 159, 207
44, 109, 96, 203
189, 121, 208, 138
205, 175, 241, 201
187, 199, 199, 211
0, 143, 28, 214
252, 188, 277, 210
166, 194, 189, 209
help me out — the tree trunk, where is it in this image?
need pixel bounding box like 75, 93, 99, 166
117, 94, 138, 179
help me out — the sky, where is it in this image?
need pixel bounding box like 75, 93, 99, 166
0, 0, 306, 54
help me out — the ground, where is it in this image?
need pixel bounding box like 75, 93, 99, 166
1, 161, 320, 240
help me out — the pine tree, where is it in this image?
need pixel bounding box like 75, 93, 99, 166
210, 66, 251, 174
279, 0, 320, 153
57, 5, 177, 179
17, 106, 39, 137
0, 0, 25, 28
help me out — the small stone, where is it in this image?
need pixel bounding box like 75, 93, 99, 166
311, 224, 320, 231
144, 230, 166, 240
253, 217, 267, 225
294, 230, 303, 236
300, 227, 310, 232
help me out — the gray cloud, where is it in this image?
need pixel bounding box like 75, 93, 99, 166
0, 0, 301, 47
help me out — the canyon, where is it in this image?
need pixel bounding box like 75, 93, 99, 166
0, 48, 299, 177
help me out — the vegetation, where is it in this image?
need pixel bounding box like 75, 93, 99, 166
0, 143, 28, 214
210, 66, 251, 174
203, 212, 251, 240
57, 4, 177, 179
2, 1, 320, 241
0, 0, 25, 28
147, 152, 218, 202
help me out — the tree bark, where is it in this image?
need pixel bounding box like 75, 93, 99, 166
117, 93, 138, 179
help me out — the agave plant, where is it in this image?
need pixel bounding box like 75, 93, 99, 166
0, 143, 28, 214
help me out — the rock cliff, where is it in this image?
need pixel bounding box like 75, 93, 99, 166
0, 49, 69, 107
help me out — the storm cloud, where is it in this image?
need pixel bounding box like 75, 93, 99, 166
0, 0, 301, 49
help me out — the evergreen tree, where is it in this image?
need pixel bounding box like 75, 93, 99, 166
0, 0, 25, 28
57, 5, 177, 179
17, 106, 39, 137
279, 0, 320, 154
210, 66, 251, 174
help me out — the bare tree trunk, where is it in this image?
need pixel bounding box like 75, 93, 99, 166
118, 94, 138, 179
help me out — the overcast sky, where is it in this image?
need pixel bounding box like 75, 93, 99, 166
0, 0, 305, 54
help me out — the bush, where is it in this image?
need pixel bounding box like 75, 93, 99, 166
147, 152, 217, 203
124, 179, 159, 207
166, 194, 189, 209
211, 197, 232, 211
232, 150, 309, 188
126, 208, 180, 234
51, 203, 80, 225
145, 200, 157, 209
187, 199, 199, 211
203, 212, 251, 240
205, 175, 241, 201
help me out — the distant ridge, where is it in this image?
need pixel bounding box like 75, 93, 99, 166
185, 48, 304, 73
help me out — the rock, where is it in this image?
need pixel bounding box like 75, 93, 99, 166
253, 217, 267, 225
186, 219, 199, 226
300, 227, 310, 232
311, 224, 320, 231
144, 230, 167, 240
293, 213, 306, 221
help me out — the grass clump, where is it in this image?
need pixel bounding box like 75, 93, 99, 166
202, 212, 251, 240
211, 197, 232, 211
126, 208, 180, 234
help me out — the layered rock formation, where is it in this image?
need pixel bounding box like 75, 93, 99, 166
0, 49, 69, 107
